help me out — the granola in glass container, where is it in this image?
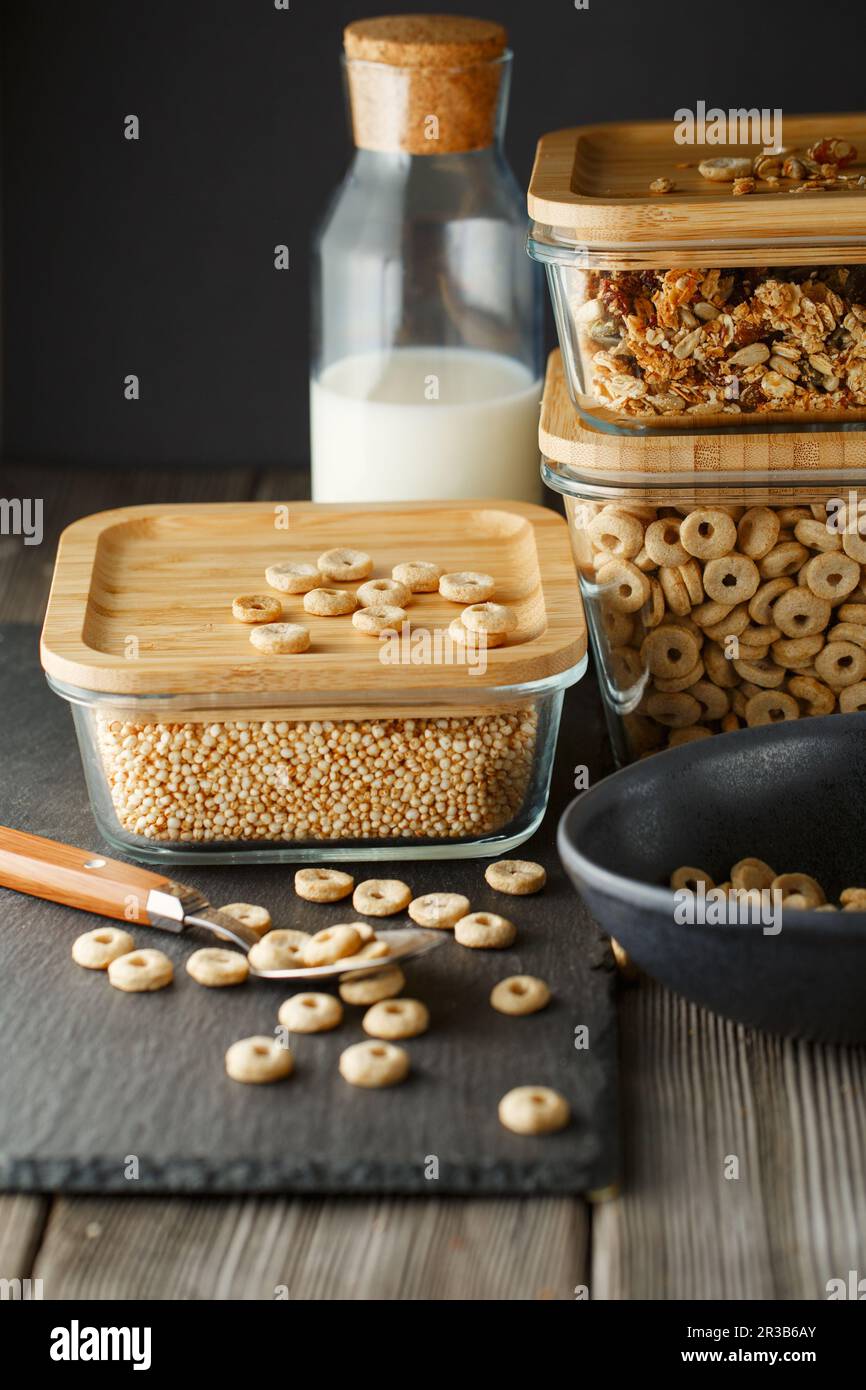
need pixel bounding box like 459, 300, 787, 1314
578, 264, 866, 423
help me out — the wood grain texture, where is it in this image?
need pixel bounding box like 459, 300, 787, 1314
40, 500, 586, 695
0, 827, 177, 924
0, 1196, 50, 1279
593, 980, 866, 1300
31, 1195, 587, 1300
528, 115, 866, 256
540, 351, 866, 480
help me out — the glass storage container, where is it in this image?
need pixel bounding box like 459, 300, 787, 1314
41, 501, 586, 863
311, 14, 543, 503
539, 350, 866, 764
527, 116, 866, 435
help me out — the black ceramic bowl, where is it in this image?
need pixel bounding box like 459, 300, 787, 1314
558, 713, 866, 1044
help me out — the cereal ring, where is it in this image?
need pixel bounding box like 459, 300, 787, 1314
248, 929, 311, 972
587, 509, 645, 559
679, 558, 705, 606
225, 1036, 293, 1084
642, 578, 665, 628
839, 604, 866, 626
788, 674, 836, 715
668, 725, 713, 746
490, 976, 551, 1016
265, 560, 320, 594
829, 623, 866, 649
738, 508, 781, 559
814, 641, 866, 688
840, 682, 866, 712
693, 599, 735, 628
703, 604, 750, 644
680, 508, 737, 560
352, 604, 408, 635
232, 594, 282, 624
278, 992, 343, 1033
408, 892, 470, 928
793, 519, 841, 553
249, 622, 310, 654
670, 866, 714, 892
840, 888, 866, 910
640, 625, 700, 680
601, 605, 635, 646
804, 551, 861, 602
439, 572, 496, 604
745, 690, 800, 726
731, 857, 776, 891
454, 911, 517, 949
346, 940, 392, 964
749, 577, 795, 625
484, 860, 547, 896
771, 873, 825, 908
688, 680, 730, 721
448, 617, 507, 649
294, 868, 354, 903
107, 948, 173, 993
356, 578, 412, 609
775, 507, 812, 526
595, 558, 651, 613
771, 634, 825, 669
703, 554, 760, 605
654, 658, 704, 693
339, 965, 405, 1005
758, 542, 809, 580
842, 530, 866, 564
71, 926, 135, 970
303, 924, 363, 967
317, 548, 373, 582
733, 655, 785, 689
339, 1040, 410, 1088
392, 561, 442, 593
460, 602, 517, 638
720, 712, 740, 733
303, 587, 357, 616
643, 518, 689, 567
632, 546, 656, 572
363, 997, 429, 1040
611, 646, 645, 691
220, 902, 272, 938
703, 641, 738, 688
498, 1086, 570, 1136
353, 879, 413, 917
772, 587, 831, 638
185, 947, 249, 987
645, 691, 701, 728
658, 566, 691, 617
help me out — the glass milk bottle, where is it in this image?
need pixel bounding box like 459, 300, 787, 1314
311, 14, 543, 503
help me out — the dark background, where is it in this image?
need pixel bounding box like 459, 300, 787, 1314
1, 0, 860, 470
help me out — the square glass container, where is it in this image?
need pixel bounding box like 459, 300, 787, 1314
527, 116, 866, 435
539, 351, 866, 764
40, 501, 587, 863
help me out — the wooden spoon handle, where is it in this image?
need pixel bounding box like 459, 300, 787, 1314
0, 827, 176, 925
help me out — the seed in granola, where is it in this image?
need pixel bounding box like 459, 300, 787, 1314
782, 156, 806, 180
732, 177, 757, 196
753, 153, 782, 179
698, 156, 752, 182
649, 177, 675, 194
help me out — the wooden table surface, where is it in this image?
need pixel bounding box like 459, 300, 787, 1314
2, 463, 865, 1301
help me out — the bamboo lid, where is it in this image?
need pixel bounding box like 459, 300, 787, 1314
344, 14, 509, 156
528, 114, 866, 259
41, 500, 585, 697
344, 15, 507, 67
539, 350, 866, 480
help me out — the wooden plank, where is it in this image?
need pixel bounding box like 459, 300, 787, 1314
33, 1196, 588, 1300
0, 1196, 50, 1280
592, 979, 866, 1300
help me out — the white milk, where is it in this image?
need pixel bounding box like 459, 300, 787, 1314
311, 348, 542, 503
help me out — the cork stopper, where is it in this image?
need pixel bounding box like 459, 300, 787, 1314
344, 14, 509, 156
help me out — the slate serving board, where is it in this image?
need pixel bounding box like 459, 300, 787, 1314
0, 625, 619, 1195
